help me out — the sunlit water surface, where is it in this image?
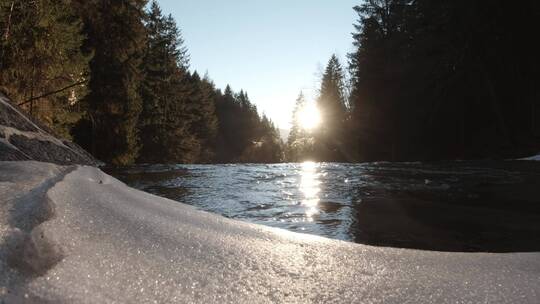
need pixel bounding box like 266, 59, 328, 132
106, 161, 540, 251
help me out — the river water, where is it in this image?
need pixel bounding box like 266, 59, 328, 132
106, 161, 540, 252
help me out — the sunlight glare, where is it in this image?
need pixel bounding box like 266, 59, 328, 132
300, 161, 321, 219
298, 103, 321, 130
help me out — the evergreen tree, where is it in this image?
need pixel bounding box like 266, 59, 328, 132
73, 0, 147, 165
286, 92, 315, 161
137, 1, 195, 163
237, 90, 260, 150
0, 0, 91, 138
214, 85, 283, 163
1, 0, 285, 164
348, 0, 540, 161
214, 85, 238, 162
240, 113, 283, 163
189, 72, 218, 162
164, 69, 201, 163
314, 55, 348, 161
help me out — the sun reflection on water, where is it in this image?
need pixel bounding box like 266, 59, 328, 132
300, 161, 321, 220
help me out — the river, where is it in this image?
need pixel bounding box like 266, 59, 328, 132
105, 160, 540, 252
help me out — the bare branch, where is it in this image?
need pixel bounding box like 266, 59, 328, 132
18, 80, 88, 106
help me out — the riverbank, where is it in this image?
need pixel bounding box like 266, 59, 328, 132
1, 161, 539, 303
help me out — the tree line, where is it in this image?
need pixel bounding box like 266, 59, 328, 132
287, 0, 539, 162
0, 0, 283, 165
2, 1, 537, 164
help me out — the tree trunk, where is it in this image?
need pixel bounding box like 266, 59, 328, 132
482, 69, 512, 145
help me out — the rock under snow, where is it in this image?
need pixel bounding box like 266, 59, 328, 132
1, 161, 539, 303
0, 93, 99, 166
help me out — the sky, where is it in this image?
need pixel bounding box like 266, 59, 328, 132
157, 0, 360, 130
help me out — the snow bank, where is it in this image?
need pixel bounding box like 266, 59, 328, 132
0, 93, 99, 165
1, 161, 540, 303
520, 154, 540, 161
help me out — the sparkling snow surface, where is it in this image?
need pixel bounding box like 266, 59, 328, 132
1, 161, 540, 303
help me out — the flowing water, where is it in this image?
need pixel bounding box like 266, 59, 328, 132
106, 161, 540, 252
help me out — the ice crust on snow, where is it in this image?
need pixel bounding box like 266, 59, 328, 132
1, 161, 540, 303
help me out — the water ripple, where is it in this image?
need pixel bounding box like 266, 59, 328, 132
106, 161, 540, 252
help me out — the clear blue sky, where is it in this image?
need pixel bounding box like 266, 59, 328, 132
157, 0, 360, 129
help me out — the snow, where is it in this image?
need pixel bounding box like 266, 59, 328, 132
520, 154, 540, 161
0, 94, 48, 134
0, 94, 95, 163
1, 161, 540, 303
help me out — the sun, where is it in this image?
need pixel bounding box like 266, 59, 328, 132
298, 103, 321, 130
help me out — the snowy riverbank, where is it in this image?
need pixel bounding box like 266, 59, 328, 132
520, 153, 540, 161
1, 161, 540, 303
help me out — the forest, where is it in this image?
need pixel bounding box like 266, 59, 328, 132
1, 0, 539, 164
287, 0, 540, 162
0, 0, 282, 165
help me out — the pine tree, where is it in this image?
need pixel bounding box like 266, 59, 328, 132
214, 85, 238, 162
164, 69, 201, 163
286, 92, 315, 161
347, 0, 539, 161
236, 90, 260, 150
0, 0, 91, 138
314, 55, 348, 161
137, 1, 194, 163
214, 85, 283, 163
189, 72, 218, 163
240, 113, 283, 163
287, 93, 306, 146
73, 0, 147, 165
